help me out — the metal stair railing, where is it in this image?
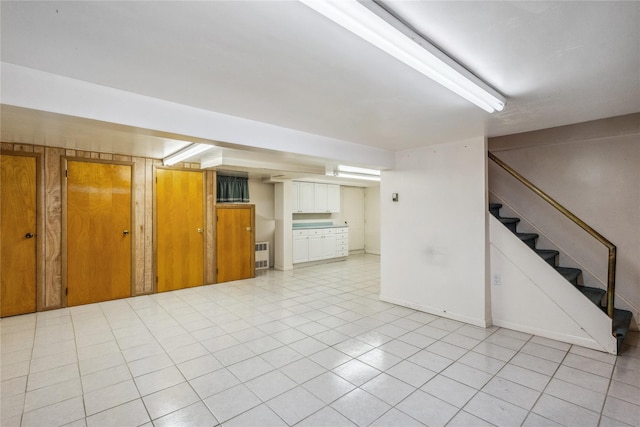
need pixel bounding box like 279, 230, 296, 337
488, 151, 617, 320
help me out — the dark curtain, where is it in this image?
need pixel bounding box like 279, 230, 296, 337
217, 175, 249, 203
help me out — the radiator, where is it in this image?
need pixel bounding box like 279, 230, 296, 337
255, 241, 269, 270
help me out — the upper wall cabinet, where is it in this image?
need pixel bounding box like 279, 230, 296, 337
292, 182, 340, 213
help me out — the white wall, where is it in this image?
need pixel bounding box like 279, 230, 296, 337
489, 114, 640, 327
249, 178, 276, 267
380, 136, 491, 327
490, 216, 616, 353
365, 186, 381, 255
341, 186, 365, 251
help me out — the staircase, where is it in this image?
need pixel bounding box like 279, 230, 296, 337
490, 203, 633, 354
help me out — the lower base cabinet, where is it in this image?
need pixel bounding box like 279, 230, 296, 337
293, 227, 348, 264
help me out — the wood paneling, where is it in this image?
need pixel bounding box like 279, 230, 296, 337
205, 171, 216, 284
132, 157, 146, 294
1, 154, 37, 316
66, 160, 132, 306
45, 147, 64, 308
1, 143, 214, 311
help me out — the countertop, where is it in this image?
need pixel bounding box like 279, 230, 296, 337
292, 222, 348, 229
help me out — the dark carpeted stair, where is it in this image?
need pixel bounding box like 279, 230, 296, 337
490, 202, 633, 353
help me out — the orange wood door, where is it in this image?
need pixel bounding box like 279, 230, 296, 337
67, 160, 132, 306
216, 205, 255, 283
1, 154, 37, 317
156, 169, 204, 292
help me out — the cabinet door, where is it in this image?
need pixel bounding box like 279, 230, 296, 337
327, 185, 340, 213
322, 234, 336, 259
314, 183, 328, 212
292, 181, 300, 213
293, 236, 309, 263
300, 182, 315, 212
308, 235, 324, 261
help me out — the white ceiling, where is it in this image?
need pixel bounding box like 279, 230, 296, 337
1, 1, 639, 177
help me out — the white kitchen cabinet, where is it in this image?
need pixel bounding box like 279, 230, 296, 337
291, 181, 340, 213
293, 229, 309, 263
314, 184, 328, 212
292, 226, 348, 264
308, 229, 324, 261
299, 182, 315, 213
322, 229, 336, 258
335, 227, 349, 257
327, 184, 340, 213
292, 181, 300, 213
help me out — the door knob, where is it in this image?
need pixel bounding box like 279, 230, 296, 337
25, 233, 34, 239
197, 228, 204, 233
246, 227, 252, 231
123, 230, 130, 236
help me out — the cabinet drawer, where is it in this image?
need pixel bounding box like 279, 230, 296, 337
293, 229, 309, 237
308, 228, 323, 236
322, 228, 335, 235
336, 227, 348, 234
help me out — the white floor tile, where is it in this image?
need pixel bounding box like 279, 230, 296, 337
395, 389, 457, 427
143, 381, 200, 420
1, 255, 636, 427
86, 398, 149, 427
267, 386, 325, 425
421, 374, 477, 408
464, 391, 529, 427
361, 373, 416, 406
152, 401, 217, 427
331, 388, 391, 426
21, 396, 85, 427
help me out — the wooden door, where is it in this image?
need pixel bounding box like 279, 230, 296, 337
66, 160, 132, 306
156, 169, 204, 292
1, 154, 37, 317
216, 205, 255, 283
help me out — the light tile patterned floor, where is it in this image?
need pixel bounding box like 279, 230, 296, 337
1, 254, 639, 426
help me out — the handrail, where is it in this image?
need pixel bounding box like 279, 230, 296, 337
488, 151, 617, 320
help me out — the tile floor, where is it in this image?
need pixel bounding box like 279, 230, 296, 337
1, 254, 639, 427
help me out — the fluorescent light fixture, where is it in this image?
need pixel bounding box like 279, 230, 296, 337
333, 171, 381, 182
163, 143, 214, 166
337, 164, 381, 176
300, 0, 506, 113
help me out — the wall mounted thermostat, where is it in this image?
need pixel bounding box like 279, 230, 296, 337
392, 193, 399, 202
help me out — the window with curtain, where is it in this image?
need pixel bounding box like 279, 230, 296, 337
216, 175, 249, 203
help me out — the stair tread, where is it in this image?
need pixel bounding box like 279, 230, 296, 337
556, 266, 581, 279
489, 203, 502, 210
613, 308, 633, 336
499, 217, 520, 224
577, 286, 605, 306
536, 249, 560, 257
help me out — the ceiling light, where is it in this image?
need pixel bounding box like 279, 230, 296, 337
300, 0, 506, 113
337, 164, 381, 176
334, 172, 381, 182
163, 143, 214, 166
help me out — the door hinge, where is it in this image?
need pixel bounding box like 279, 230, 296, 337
65, 288, 68, 296
65, 170, 68, 178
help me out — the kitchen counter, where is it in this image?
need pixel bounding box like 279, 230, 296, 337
292, 222, 348, 229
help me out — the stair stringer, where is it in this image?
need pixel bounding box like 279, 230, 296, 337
490, 216, 616, 354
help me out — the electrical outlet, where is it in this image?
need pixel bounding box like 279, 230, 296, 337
493, 274, 501, 285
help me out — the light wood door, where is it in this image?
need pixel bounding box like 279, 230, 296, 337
156, 169, 204, 292
1, 154, 37, 317
67, 160, 132, 306
216, 205, 254, 283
